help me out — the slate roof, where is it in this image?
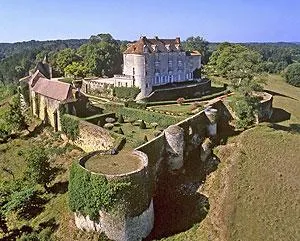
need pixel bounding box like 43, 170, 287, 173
32, 78, 72, 101
124, 36, 184, 54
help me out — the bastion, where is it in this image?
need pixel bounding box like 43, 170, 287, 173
69, 150, 154, 241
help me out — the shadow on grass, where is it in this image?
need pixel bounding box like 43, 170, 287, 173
268, 123, 300, 134
38, 217, 59, 232
48, 181, 69, 194
19, 194, 49, 220
265, 90, 298, 101
0, 225, 33, 241
270, 108, 291, 123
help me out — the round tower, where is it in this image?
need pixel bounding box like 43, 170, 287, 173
204, 107, 218, 136
165, 125, 184, 170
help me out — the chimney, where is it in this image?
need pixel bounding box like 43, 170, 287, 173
155, 36, 159, 40
175, 37, 180, 44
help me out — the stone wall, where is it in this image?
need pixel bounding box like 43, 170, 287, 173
143, 79, 211, 101
257, 92, 273, 122
74, 120, 114, 152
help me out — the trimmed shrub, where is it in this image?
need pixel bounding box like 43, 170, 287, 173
117, 127, 124, 135
118, 114, 124, 123
139, 120, 146, 129
143, 135, 148, 142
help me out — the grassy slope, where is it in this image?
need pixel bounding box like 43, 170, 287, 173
160, 74, 300, 241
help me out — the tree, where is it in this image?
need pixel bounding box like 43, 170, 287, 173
2, 187, 39, 218
284, 63, 300, 87
25, 147, 55, 191
55, 48, 81, 75
64, 62, 88, 79
5, 94, 26, 131
78, 34, 122, 77
184, 36, 209, 64
207, 43, 265, 128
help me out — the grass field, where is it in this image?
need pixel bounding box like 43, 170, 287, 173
84, 150, 142, 175
159, 74, 300, 241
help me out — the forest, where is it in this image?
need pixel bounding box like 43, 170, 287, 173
0, 34, 300, 87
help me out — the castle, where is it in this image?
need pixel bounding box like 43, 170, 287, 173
84, 36, 202, 100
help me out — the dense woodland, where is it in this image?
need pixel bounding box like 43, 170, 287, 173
0, 33, 300, 86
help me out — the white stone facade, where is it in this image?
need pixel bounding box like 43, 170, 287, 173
83, 36, 202, 99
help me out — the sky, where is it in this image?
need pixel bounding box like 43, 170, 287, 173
0, 0, 299, 43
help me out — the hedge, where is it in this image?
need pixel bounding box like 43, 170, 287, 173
104, 103, 181, 128
113, 87, 140, 99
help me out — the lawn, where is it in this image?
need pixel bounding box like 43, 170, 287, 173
110, 121, 159, 148
84, 149, 142, 175
149, 103, 197, 116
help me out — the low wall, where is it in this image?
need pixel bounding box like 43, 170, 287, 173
144, 79, 211, 102
81, 112, 116, 126
74, 120, 114, 152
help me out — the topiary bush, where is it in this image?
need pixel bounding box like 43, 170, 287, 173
118, 114, 124, 123
139, 120, 146, 129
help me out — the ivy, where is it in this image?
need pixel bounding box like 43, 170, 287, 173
68, 162, 131, 220
60, 114, 79, 140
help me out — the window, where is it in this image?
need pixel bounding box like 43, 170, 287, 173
146, 83, 149, 88
156, 76, 160, 84
145, 71, 147, 76
133, 68, 135, 75
169, 75, 172, 82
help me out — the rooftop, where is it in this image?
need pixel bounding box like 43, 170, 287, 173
32, 77, 73, 101
124, 36, 184, 54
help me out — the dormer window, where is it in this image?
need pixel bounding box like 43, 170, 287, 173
143, 45, 148, 53
151, 44, 158, 52
165, 44, 170, 51
175, 44, 181, 50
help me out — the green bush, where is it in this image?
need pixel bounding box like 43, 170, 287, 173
60, 114, 79, 140
231, 95, 259, 128
113, 87, 140, 99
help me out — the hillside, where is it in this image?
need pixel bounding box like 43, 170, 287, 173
163, 74, 300, 241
